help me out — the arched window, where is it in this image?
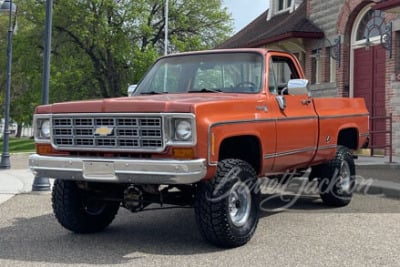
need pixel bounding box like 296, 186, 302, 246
356, 10, 385, 41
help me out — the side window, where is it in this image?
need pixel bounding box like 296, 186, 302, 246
271, 56, 300, 94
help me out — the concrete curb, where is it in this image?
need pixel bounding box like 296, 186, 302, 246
356, 178, 400, 199
355, 159, 400, 199
355, 164, 400, 170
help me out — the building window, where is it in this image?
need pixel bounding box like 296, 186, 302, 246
326, 47, 336, 83
267, 0, 295, 20
356, 10, 385, 41
277, 0, 293, 12
396, 32, 400, 74
329, 55, 336, 83
311, 49, 321, 84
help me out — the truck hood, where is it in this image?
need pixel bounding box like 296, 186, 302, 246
36, 94, 252, 114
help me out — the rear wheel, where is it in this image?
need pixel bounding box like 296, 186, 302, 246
52, 180, 120, 233
316, 146, 356, 207
194, 159, 260, 248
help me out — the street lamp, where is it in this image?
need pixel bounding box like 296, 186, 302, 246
32, 0, 52, 191
0, 0, 17, 169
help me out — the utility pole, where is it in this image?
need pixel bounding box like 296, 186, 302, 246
164, 0, 168, 56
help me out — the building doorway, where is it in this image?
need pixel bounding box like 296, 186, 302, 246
351, 5, 387, 154
353, 45, 386, 151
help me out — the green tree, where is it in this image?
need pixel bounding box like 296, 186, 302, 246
1, 0, 233, 137
0, 2, 44, 137
52, 0, 233, 98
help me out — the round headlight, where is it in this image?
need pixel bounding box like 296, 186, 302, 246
40, 120, 51, 138
175, 120, 192, 141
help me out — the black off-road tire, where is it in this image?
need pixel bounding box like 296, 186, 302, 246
52, 180, 120, 233
316, 146, 356, 207
194, 159, 260, 248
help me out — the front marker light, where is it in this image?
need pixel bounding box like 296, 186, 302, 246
175, 120, 192, 141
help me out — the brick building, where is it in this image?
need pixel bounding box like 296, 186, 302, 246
219, 0, 400, 157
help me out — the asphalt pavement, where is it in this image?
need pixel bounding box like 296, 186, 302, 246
0, 153, 400, 267
1, 188, 400, 267
0, 153, 399, 205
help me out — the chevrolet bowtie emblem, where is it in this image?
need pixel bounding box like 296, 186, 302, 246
94, 127, 114, 136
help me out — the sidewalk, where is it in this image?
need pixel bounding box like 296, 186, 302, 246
0, 153, 399, 205
0, 169, 35, 204
0, 153, 37, 204
355, 155, 400, 199
355, 154, 400, 168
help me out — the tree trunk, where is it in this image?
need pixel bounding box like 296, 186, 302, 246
16, 123, 23, 138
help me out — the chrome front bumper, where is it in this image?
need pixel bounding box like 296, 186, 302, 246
29, 154, 207, 184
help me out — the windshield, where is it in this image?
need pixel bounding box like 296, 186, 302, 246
134, 52, 264, 95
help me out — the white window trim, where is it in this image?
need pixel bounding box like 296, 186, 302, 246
315, 58, 321, 84
330, 55, 336, 83
275, 0, 294, 14
312, 50, 321, 84
267, 0, 295, 20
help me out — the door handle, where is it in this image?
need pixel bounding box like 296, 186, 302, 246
301, 98, 312, 105
256, 105, 268, 112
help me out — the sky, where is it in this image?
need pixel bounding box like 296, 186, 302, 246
223, 0, 269, 33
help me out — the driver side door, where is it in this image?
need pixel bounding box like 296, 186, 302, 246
269, 54, 318, 171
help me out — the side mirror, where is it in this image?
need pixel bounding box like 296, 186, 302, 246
128, 84, 137, 96
276, 95, 286, 110
287, 79, 311, 96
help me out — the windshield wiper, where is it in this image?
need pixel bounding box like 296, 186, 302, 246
140, 91, 168, 95
188, 88, 222, 93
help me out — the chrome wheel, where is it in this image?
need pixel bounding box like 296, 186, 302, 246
228, 182, 251, 227
318, 146, 356, 207
338, 161, 351, 194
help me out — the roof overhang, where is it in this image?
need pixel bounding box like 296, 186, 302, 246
372, 0, 400, 13
249, 32, 324, 47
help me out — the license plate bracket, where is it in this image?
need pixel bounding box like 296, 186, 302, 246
83, 161, 116, 180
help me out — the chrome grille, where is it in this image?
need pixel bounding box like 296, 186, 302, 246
52, 115, 164, 151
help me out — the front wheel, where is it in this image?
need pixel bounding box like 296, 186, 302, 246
316, 146, 356, 207
52, 180, 120, 233
194, 159, 260, 248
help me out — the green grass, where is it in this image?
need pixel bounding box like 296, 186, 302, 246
0, 137, 35, 153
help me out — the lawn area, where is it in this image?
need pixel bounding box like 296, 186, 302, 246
0, 137, 35, 153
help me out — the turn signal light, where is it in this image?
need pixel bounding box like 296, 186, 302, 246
173, 148, 195, 159
36, 144, 68, 156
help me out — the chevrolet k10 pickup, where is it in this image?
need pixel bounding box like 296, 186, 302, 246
29, 48, 369, 247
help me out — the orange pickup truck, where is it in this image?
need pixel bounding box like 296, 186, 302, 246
29, 48, 369, 248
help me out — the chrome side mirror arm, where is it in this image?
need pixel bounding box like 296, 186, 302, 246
276, 95, 286, 110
